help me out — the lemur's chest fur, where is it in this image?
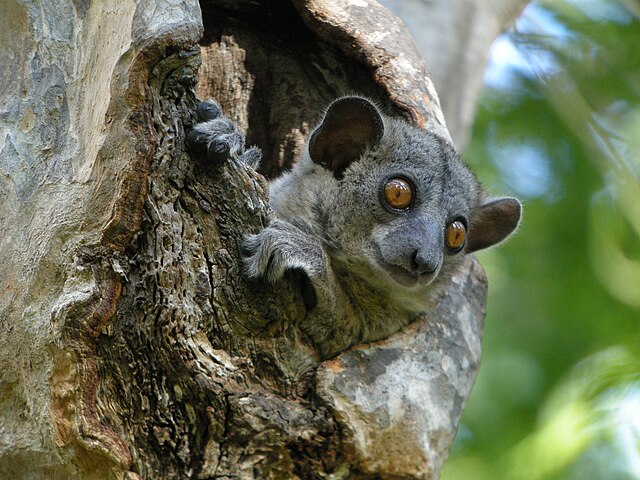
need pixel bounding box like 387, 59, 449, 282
331, 261, 422, 342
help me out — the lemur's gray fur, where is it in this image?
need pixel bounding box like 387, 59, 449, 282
187, 97, 521, 359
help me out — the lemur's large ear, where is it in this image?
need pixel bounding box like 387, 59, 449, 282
466, 197, 521, 253
308, 96, 384, 178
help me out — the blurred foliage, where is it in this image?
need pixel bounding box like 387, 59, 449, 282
442, 1, 640, 479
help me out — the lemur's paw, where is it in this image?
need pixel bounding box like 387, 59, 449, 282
186, 100, 261, 168
186, 115, 242, 163
241, 220, 319, 284
242, 223, 289, 283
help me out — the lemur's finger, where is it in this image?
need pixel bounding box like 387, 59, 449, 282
197, 100, 222, 121
207, 139, 231, 163
186, 128, 209, 156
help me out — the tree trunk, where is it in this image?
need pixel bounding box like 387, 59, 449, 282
0, 1, 504, 479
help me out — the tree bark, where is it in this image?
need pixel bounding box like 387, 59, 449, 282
1, 1, 497, 479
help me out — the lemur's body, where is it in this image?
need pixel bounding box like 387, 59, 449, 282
188, 97, 521, 359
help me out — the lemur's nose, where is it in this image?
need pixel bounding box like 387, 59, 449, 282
411, 249, 439, 275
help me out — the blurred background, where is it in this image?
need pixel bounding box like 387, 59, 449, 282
452, 1, 640, 478
386, 0, 640, 478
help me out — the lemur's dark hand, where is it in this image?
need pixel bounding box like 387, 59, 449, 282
187, 100, 261, 168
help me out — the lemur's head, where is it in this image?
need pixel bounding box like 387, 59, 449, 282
308, 96, 521, 289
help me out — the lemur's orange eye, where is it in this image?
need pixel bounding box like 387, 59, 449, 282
384, 178, 413, 209
445, 221, 466, 252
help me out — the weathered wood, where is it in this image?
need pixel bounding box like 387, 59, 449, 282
0, 1, 491, 479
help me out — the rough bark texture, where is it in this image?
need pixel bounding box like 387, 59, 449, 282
1, 1, 497, 479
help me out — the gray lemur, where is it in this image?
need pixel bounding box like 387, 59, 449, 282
187, 97, 521, 359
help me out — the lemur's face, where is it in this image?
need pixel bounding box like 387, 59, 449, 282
367, 175, 469, 288
328, 128, 481, 290
310, 97, 521, 290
